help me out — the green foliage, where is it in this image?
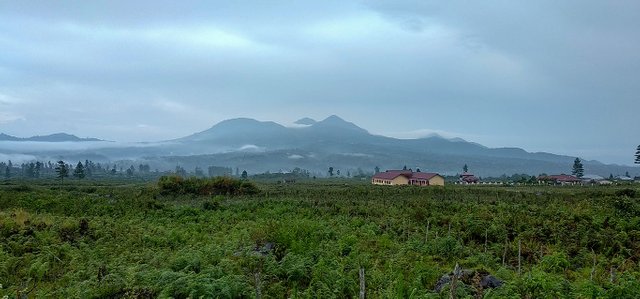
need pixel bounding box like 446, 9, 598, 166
572, 158, 584, 178
0, 181, 639, 297
158, 175, 260, 196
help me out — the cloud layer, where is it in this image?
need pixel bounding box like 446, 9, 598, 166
0, 1, 638, 164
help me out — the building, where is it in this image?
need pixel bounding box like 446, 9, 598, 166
538, 174, 582, 185
459, 172, 479, 184
372, 170, 444, 186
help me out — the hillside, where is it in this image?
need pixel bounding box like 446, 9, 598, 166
0, 132, 104, 142
0, 116, 637, 177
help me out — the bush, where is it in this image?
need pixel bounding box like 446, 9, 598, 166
615, 188, 636, 198
158, 176, 260, 196
202, 196, 223, 211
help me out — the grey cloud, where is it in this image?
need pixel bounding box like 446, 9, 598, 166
0, 1, 638, 164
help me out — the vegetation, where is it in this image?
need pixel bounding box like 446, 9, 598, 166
573, 158, 585, 178
635, 145, 639, 164
157, 175, 259, 196
54, 161, 69, 183
0, 179, 639, 298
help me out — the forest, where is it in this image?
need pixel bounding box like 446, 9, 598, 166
0, 177, 639, 298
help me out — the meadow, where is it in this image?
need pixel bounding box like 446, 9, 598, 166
1, 178, 639, 298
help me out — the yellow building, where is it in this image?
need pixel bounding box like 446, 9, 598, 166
372, 170, 444, 186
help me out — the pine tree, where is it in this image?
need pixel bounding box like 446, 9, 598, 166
635, 145, 640, 164
241, 170, 248, 179
463, 164, 468, 173
73, 161, 85, 179
572, 158, 584, 178
55, 160, 69, 183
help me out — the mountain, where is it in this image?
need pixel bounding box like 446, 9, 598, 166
158, 115, 638, 177
0, 132, 104, 142
0, 116, 637, 177
294, 117, 317, 125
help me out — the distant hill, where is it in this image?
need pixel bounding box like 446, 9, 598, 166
294, 117, 317, 125
0, 132, 104, 142
159, 115, 639, 177
0, 116, 637, 177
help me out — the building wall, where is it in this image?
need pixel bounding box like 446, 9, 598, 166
372, 174, 444, 186
428, 175, 445, 186
372, 178, 395, 185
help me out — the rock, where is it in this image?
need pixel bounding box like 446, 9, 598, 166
434, 268, 503, 293
434, 275, 451, 292
481, 275, 503, 288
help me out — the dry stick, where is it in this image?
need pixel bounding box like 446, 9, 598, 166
502, 239, 508, 267
484, 228, 488, 253
450, 263, 461, 299
425, 220, 430, 243
518, 239, 522, 275
359, 267, 365, 299
255, 271, 262, 299
610, 266, 616, 284
590, 249, 596, 282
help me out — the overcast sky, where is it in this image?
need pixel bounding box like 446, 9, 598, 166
1, 1, 639, 165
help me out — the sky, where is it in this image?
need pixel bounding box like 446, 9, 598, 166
0, 1, 639, 165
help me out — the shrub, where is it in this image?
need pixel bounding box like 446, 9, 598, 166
615, 188, 636, 198
202, 196, 223, 211
158, 176, 260, 196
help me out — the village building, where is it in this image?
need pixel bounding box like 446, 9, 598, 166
459, 172, 479, 184
538, 174, 582, 185
372, 170, 445, 186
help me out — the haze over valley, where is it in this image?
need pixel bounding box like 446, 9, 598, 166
1, 115, 637, 177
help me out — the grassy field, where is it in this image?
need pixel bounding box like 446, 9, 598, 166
1, 179, 639, 298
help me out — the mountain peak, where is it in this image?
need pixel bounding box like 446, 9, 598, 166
294, 117, 317, 125
320, 115, 347, 124
311, 115, 369, 134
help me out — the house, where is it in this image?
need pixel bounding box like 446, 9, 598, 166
615, 176, 633, 182
459, 172, 479, 184
538, 174, 582, 185
372, 170, 444, 186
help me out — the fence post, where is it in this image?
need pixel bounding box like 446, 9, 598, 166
359, 267, 365, 299
518, 239, 522, 275
425, 220, 430, 243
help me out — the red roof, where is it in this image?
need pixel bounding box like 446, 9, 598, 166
411, 172, 440, 180
372, 170, 440, 180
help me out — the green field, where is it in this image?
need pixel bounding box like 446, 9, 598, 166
1, 179, 639, 298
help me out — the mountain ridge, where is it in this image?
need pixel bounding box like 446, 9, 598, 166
0, 116, 637, 177
0, 132, 105, 142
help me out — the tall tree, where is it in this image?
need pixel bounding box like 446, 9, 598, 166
374, 166, 380, 174
572, 158, 584, 178
55, 160, 69, 183
463, 164, 469, 173
35, 162, 42, 178
635, 145, 640, 164
73, 161, 86, 179
241, 170, 248, 179
328, 167, 334, 177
